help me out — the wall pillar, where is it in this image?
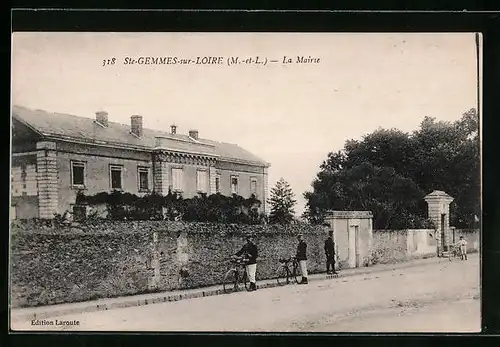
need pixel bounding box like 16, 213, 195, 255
36, 141, 58, 219
424, 190, 454, 256
153, 152, 169, 195
263, 167, 269, 215
148, 231, 161, 290
208, 165, 217, 194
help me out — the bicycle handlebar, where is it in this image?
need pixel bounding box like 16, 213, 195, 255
279, 256, 297, 263
228, 255, 250, 264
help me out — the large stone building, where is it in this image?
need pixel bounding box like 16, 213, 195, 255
11, 105, 270, 219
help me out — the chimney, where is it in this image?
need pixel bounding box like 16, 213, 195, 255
189, 130, 199, 140
95, 111, 108, 127
130, 115, 143, 137
170, 124, 177, 134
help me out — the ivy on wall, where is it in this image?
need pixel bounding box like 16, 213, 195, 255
74, 190, 267, 224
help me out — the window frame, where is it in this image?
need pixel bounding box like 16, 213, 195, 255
137, 166, 150, 192
250, 177, 258, 197
71, 160, 86, 189
196, 169, 208, 193
215, 173, 221, 193
171, 167, 184, 192
109, 164, 124, 190
10, 205, 17, 220
230, 175, 239, 195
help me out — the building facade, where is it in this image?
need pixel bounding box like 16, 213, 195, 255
11, 106, 270, 219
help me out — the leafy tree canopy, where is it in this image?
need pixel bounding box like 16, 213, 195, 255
303, 109, 480, 229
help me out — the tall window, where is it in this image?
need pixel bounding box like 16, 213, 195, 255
197, 170, 208, 193
110, 165, 123, 190
138, 167, 149, 191
71, 161, 86, 188
231, 176, 239, 195
172, 168, 183, 192
250, 178, 257, 196
215, 174, 221, 193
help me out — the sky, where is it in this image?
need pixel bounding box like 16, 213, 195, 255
11, 32, 479, 216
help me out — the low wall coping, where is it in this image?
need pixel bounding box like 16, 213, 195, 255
325, 211, 373, 219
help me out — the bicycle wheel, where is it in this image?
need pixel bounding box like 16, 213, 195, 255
223, 269, 239, 294
276, 265, 289, 286
291, 261, 300, 283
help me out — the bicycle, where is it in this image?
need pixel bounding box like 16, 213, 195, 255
276, 256, 300, 286
222, 256, 249, 294
448, 244, 462, 261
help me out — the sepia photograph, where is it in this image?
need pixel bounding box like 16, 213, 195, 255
9, 32, 481, 332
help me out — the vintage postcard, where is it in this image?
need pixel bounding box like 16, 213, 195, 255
10, 32, 481, 332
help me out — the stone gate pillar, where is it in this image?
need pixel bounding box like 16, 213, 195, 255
324, 211, 373, 269
424, 190, 454, 256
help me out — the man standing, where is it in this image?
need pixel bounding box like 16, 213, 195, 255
324, 225, 338, 275
458, 236, 468, 261
296, 234, 308, 284
235, 235, 258, 291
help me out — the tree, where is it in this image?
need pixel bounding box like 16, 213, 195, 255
303, 109, 480, 229
268, 178, 297, 224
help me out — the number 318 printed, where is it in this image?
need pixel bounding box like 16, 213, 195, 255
103, 58, 116, 66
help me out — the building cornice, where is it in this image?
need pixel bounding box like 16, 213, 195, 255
218, 156, 271, 168
154, 149, 218, 163
153, 147, 219, 159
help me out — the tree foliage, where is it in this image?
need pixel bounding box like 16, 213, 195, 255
303, 109, 480, 229
268, 178, 297, 224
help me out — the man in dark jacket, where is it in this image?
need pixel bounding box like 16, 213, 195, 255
324, 225, 338, 275
235, 235, 258, 291
296, 234, 308, 284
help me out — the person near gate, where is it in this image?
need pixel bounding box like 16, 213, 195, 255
235, 235, 258, 291
296, 234, 308, 284
458, 236, 468, 261
323, 224, 338, 275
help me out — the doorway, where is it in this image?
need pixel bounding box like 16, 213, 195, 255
441, 214, 447, 251
348, 225, 359, 268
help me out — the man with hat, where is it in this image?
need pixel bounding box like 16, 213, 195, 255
235, 234, 258, 291
296, 234, 308, 284
323, 223, 338, 275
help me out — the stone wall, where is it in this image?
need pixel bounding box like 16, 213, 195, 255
372, 228, 479, 264
372, 230, 410, 264
10, 220, 326, 308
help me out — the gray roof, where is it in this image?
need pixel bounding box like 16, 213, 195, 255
12, 105, 269, 167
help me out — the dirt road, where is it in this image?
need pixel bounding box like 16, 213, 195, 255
12, 254, 480, 332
